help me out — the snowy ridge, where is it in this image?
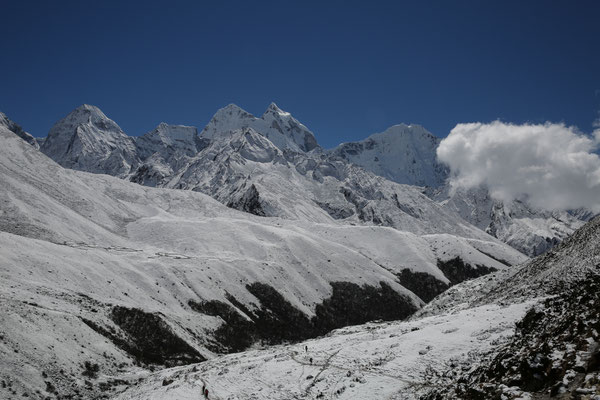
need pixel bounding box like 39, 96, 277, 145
0, 111, 39, 149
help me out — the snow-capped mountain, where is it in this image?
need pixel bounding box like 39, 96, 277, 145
201, 102, 319, 152
40, 104, 139, 177
0, 111, 39, 149
331, 123, 448, 188
114, 214, 600, 400
0, 125, 526, 399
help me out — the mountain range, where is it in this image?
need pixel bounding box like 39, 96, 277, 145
0, 103, 597, 399
34, 103, 591, 256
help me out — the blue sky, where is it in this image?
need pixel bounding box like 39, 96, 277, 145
1, 0, 599, 148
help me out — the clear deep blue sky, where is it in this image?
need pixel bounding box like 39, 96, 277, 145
1, 0, 599, 148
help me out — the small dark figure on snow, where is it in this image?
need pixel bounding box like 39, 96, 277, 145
305, 345, 308, 352
309, 357, 313, 365
204, 388, 209, 398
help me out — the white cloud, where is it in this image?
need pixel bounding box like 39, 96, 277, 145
437, 121, 600, 212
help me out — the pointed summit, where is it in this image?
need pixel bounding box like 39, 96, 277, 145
214, 103, 255, 119
264, 102, 288, 116
40, 105, 138, 177
260, 102, 318, 152
76, 103, 104, 114
201, 103, 256, 141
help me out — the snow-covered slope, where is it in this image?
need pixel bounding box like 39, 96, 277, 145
201, 103, 319, 152
115, 215, 600, 400
40, 104, 139, 177
331, 124, 448, 187
0, 126, 525, 399
0, 111, 39, 149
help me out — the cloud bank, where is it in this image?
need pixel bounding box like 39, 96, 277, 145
437, 121, 600, 212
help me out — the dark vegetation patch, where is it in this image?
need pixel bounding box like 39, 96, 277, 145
81, 317, 136, 359
312, 281, 417, 334
397, 257, 497, 304
98, 307, 205, 367
81, 361, 100, 379
396, 269, 449, 303
436, 257, 497, 286
190, 281, 417, 354
421, 275, 600, 399
245, 282, 314, 343
188, 299, 255, 353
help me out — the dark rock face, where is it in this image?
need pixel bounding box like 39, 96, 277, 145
314, 201, 355, 219
436, 257, 497, 285
227, 184, 266, 216
396, 269, 449, 303
109, 306, 205, 366
189, 281, 417, 354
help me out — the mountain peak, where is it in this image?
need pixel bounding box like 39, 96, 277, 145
381, 124, 434, 138
40, 104, 137, 177
76, 104, 102, 112
331, 123, 447, 187
217, 103, 254, 117
71, 104, 108, 119
264, 102, 288, 116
